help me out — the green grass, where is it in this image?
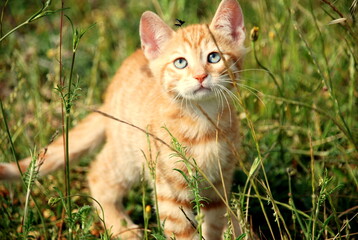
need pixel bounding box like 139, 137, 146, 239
1, 0, 357, 239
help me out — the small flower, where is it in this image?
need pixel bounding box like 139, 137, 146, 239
269, 31, 275, 40
145, 205, 151, 215
250, 26, 259, 42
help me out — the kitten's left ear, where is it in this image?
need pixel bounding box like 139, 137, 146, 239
210, 0, 245, 44
140, 11, 174, 60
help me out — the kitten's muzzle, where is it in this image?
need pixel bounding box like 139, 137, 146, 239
194, 73, 208, 83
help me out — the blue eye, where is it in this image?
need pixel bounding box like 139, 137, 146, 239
208, 52, 221, 63
174, 58, 188, 69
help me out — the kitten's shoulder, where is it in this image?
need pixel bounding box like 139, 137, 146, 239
123, 49, 147, 67
118, 49, 152, 77
104, 49, 152, 101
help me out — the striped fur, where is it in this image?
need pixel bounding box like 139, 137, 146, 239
0, 0, 246, 239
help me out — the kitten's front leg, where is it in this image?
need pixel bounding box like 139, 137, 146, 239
201, 198, 228, 240
155, 176, 198, 240
201, 173, 242, 239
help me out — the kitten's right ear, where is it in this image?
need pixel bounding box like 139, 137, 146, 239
140, 11, 174, 60
210, 0, 245, 45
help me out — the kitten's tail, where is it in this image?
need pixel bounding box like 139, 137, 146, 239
0, 110, 106, 180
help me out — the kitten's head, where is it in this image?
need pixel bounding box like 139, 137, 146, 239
140, 0, 246, 103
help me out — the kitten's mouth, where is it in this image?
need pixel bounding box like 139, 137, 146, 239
194, 86, 211, 94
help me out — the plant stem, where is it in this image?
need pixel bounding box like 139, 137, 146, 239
1, 100, 49, 239
64, 49, 77, 240
0, 21, 27, 42
0, 0, 9, 38
58, 1, 67, 239
0, 0, 56, 43
0, 99, 20, 173
252, 41, 283, 97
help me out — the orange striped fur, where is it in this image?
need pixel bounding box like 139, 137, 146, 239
0, 0, 247, 239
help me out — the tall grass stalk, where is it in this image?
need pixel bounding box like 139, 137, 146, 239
141, 166, 150, 240
309, 129, 343, 238
287, 168, 308, 239
55, 16, 94, 239
0, 100, 20, 172
22, 150, 39, 234
309, 133, 317, 239
57, 1, 66, 238
64, 43, 76, 238
143, 129, 165, 237
0, 0, 9, 37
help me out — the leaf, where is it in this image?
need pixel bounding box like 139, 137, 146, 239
328, 18, 346, 25
53, 186, 68, 213
248, 157, 261, 179
236, 233, 247, 240
174, 168, 190, 184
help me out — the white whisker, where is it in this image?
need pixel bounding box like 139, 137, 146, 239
217, 87, 232, 124
219, 54, 246, 76
230, 68, 270, 74
220, 81, 265, 106
217, 85, 241, 104
213, 88, 225, 116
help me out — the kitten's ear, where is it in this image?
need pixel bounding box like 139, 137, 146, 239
210, 0, 245, 44
140, 11, 174, 60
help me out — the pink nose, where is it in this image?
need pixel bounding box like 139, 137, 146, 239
194, 73, 208, 83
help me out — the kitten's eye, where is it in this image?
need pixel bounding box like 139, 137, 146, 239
174, 58, 188, 69
208, 52, 221, 63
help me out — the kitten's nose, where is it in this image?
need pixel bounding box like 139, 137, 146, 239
194, 73, 208, 83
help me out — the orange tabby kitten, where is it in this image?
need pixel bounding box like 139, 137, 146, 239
0, 0, 247, 239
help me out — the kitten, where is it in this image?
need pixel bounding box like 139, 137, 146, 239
0, 0, 247, 239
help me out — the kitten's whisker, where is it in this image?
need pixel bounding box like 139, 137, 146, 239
213, 88, 225, 116
238, 78, 263, 83
218, 90, 226, 115
222, 81, 265, 105
230, 68, 270, 74
217, 85, 241, 104
237, 83, 263, 94
220, 56, 241, 74
218, 88, 232, 123
214, 89, 224, 116
219, 53, 246, 76
220, 80, 262, 92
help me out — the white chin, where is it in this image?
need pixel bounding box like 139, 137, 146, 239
184, 88, 216, 101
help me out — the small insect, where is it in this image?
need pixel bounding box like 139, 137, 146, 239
175, 18, 185, 27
